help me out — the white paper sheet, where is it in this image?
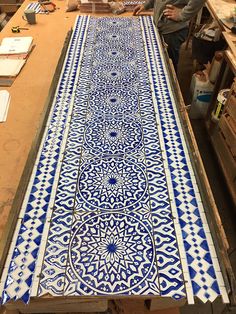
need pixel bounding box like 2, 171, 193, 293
0, 59, 26, 76
0, 37, 33, 55
0, 90, 10, 122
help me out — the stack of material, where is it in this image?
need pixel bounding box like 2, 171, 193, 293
0, 36, 34, 86
0, 12, 9, 31
123, 0, 144, 11
79, 0, 111, 13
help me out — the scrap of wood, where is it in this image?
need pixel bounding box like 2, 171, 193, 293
4, 298, 108, 313
223, 32, 236, 60
0, 307, 20, 314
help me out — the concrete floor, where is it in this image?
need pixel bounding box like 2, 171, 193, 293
178, 42, 236, 314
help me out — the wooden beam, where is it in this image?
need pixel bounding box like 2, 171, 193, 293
146, 298, 186, 311
4, 298, 108, 313
0, 307, 19, 314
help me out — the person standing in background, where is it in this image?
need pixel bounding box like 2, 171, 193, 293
133, 0, 206, 72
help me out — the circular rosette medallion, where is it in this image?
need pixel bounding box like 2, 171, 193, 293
69, 213, 155, 294
91, 63, 137, 86
92, 44, 135, 65
88, 86, 138, 115
84, 116, 143, 155
96, 17, 134, 31
95, 30, 134, 46
77, 157, 147, 210
95, 18, 137, 46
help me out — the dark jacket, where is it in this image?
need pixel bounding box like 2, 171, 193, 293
144, 0, 206, 34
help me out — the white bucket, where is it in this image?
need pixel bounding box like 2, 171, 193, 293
189, 72, 214, 119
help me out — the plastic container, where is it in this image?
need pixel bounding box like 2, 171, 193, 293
189, 71, 214, 119
212, 89, 230, 119
209, 51, 223, 84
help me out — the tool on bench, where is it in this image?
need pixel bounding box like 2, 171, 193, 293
38, 0, 56, 13
11, 26, 29, 33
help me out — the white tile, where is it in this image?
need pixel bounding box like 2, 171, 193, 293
219, 286, 230, 304
10, 219, 22, 243
30, 279, 40, 296
211, 257, 221, 271
0, 267, 10, 283
215, 271, 226, 287
178, 245, 187, 259
174, 223, 182, 236
180, 258, 189, 273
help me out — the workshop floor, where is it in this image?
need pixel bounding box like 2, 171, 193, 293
178, 41, 236, 314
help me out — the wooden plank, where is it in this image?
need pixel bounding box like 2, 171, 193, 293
112, 299, 180, 314
146, 298, 185, 311
225, 50, 236, 76
0, 308, 19, 314
219, 77, 236, 157
0, 12, 7, 24
211, 130, 236, 202
219, 114, 236, 156
226, 94, 236, 123
228, 114, 236, 133
223, 32, 236, 59
5, 298, 108, 313
0, 4, 20, 13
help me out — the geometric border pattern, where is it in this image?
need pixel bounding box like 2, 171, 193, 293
25, 3, 45, 14
140, 16, 229, 304
0, 16, 229, 305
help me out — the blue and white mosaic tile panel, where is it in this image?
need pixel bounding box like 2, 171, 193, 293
0, 16, 229, 305
25, 2, 45, 13
123, 0, 145, 10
